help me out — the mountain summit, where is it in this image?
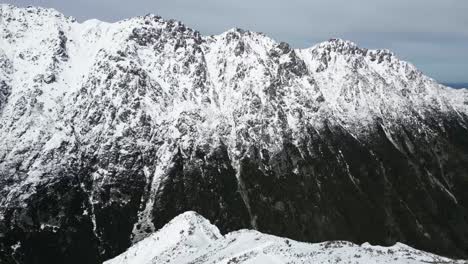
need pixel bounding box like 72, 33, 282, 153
105, 211, 465, 264
1, 4, 468, 264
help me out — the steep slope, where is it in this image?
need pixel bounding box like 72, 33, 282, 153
106, 212, 222, 264
1, 4, 468, 264
106, 211, 466, 264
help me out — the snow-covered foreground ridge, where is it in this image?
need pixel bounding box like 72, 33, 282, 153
106, 211, 465, 264
1, 4, 468, 264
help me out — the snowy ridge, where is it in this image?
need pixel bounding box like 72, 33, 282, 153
106, 211, 465, 264
1, 3, 466, 202
107, 212, 221, 264
1, 4, 468, 263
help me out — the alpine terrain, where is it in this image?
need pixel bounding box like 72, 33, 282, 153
105, 211, 466, 264
0, 4, 468, 264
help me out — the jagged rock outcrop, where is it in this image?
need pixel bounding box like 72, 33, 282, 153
0, 4, 468, 264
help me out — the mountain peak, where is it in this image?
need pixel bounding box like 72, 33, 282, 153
0, 4, 74, 23
106, 212, 465, 264
309, 39, 368, 64
168, 211, 213, 227
106, 212, 222, 264
326, 37, 359, 47
309, 38, 396, 62
215, 27, 270, 41
1, 5, 468, 264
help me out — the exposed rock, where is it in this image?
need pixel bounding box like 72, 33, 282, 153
0, 4, 468, 264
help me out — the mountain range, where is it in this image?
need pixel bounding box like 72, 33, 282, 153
0, 4, 468, 264
443, 83, 468, 89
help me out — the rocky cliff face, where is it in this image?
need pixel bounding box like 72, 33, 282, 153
0, 4, 468, 264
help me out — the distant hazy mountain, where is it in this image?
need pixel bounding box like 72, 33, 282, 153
1, 4, 468, 264
443, 83, 468, 89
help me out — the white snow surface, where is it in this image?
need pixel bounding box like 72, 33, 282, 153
105, 211, 465, 264
1, 3, 468, 244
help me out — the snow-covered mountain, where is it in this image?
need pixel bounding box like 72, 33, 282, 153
1, 4, 468, 264
106, 211, 465, 264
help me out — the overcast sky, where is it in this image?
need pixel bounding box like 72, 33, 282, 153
5, 0, 468, 83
